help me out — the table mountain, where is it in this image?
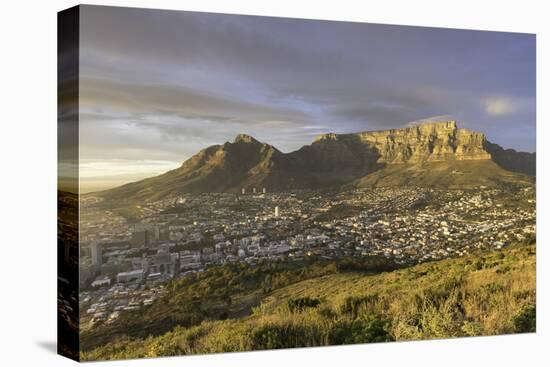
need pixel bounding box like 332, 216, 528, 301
97, 121, 535, 202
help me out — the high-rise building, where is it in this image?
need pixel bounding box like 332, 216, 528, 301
153, 225, 161, 242
91, 241, 102, 272
131, 223, 153, 247
131, 230, 150, 248
274, 206, 280, 217
253, 187, 257, 194
262, 187, 266, 194
241, 187, 246, 195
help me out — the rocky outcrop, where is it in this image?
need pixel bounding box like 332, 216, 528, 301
315, 121, 491, 163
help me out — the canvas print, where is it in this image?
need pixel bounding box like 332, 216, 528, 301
58, 5, 536, 362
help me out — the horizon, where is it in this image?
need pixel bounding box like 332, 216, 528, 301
74, 6, 536, 192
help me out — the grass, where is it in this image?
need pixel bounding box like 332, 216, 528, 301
81, 244, 535, 361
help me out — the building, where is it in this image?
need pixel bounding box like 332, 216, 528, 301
149, 250, 175, 275
262, 187, 266, 194
274, 206, 280, 217
131, 229, 150, 248
91, 241, 102, 272
100, 262, 129, 277
152, 225, 161, 242
91, 275, 111, 288
130, 223, 161, 247
116, 269, 144, 283
253, 187, 257, 194
241, 187, 246, 194
180, 251, 201, 271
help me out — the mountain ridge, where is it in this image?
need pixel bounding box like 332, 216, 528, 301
97, 121, 535, 202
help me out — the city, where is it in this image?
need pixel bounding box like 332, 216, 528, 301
78, 186, 536, 328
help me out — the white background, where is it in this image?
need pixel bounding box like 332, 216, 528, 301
0, 0, 547, 365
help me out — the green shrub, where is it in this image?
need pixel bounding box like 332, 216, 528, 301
330, 317, 393, 344
287, 297, 321, 313
251, 325, 287, 349
512, 304, 536, 333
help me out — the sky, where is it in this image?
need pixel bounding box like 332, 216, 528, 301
77, 5, 536, 192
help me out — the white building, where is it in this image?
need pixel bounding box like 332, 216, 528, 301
116, 269, 144, 283
91, 275, 111, 288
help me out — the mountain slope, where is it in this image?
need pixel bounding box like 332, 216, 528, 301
97, 121, 535, 202
350, 159, 534, 189
484, 141, 536, 176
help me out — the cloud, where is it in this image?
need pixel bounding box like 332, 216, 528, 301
79, 77, 308, 126
483, 97, 516, 116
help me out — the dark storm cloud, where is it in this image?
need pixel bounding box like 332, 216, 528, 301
77, 5, 535, 188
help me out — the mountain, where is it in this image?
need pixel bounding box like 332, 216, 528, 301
484, 141, 536, 176
98, 134, 286, 202
97, 121, 535, 202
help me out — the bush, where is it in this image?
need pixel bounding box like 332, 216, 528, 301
473, 259, 484, 271
250, 323, 315, 349
251, 325, 287, 349
330, 317, 393, 344
512, 304, 536, 333
287, 297, 321, 313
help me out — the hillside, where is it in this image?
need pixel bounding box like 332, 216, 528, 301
95, 121, 535, 203
82, 244, 536, 360
350, 159, 534, 189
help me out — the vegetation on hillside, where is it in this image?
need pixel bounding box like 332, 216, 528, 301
82, 244, 535, 361
80, 255, 399, 351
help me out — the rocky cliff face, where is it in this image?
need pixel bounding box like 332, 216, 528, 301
315, 121, 491, 163
98, 121, 535, 201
